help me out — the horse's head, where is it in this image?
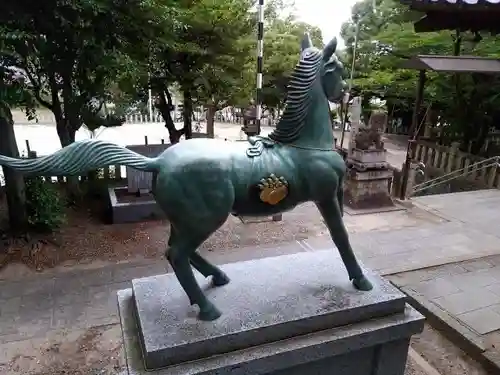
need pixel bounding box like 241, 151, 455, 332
300, 34, 347, 103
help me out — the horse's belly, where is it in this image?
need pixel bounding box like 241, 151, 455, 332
231, 201, 299, 217
232, 185, 304, 216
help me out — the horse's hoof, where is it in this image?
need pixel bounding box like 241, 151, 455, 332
198, 302, 222, 321
212, 272, 230, 287
352, 275, 373, 291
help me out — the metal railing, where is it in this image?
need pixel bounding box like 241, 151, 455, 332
410, 156, 500, 196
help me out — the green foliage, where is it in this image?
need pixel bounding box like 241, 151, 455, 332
1, 0, 327, 143
0, 0, 169, 145
25, 177, 65, 232
0, 49, 36, 120
341, 0, 500, 153
0, 0, 330, 230
182, 0, 256, 109
260, 14, 324, 111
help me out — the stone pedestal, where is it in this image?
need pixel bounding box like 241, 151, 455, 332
118, 251, 424, 375
345, 149, 395, 209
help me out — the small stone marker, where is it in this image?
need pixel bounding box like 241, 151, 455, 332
126, 144, 170, 194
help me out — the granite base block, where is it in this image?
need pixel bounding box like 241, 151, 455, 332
118, 289, 423, 375
108, 187, 166, 224
117, 251, 425, 374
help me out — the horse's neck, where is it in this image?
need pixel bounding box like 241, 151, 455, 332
293, 83, 335, 149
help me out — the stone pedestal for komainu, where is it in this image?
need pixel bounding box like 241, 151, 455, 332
345, 105, 395, 209
117, 251, 424, 375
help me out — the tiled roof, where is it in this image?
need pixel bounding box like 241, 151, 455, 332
407, 0, 500, 4
402, 0, 500, 32
400, 55, 500, 73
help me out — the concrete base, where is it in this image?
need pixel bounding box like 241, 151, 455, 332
350, 148, 387, 162
345, 176, 394, 209
344, 203, 406, 216
237, 213, 283, 223
108, 186, 165, 224
117, 251, 424, 374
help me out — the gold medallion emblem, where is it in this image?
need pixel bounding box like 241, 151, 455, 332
258, 174, 289, 205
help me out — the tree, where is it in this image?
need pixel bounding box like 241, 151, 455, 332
193, 1, 327, 131
145, 0, 326, 142
340, 0, 500, 154
0, 0, 173, 195
260, 15, 324, 114
0, 0, 170, 146
148, 0, 254, 143
0, 54, 33, 231
192, 23, 256, 137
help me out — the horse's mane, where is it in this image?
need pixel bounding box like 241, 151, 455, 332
268, 47, 323, 144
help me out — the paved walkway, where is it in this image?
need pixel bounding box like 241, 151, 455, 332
1, 189, 500, 374
385, 190, 500, 372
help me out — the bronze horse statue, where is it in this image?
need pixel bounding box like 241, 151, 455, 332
0, 34, 372, 321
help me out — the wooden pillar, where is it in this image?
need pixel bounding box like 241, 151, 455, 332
400, 70, 426, 200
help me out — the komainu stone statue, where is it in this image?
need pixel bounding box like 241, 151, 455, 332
353, 111, 387, 150
353, 128, 384, 150
0, 34, 373, 321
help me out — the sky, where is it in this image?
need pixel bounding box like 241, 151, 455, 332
291, 0, 358, 49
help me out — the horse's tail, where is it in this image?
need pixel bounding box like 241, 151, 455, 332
0, 139, 159, 176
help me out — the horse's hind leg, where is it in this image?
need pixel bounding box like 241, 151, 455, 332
189, 252, 230, 286
173, 224, 229, 285
337, 180, 345, 217
166, 211, 232, 320
167, 235, 223, 321
161, 171, 234, 320
315, 197, 373, 291
168, 224, 177, 246
171, 221, 230, 286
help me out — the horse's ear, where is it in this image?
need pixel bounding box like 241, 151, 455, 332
323, 37, 337, 61
301, 32, 313, 52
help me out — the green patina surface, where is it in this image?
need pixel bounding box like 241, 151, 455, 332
0, 34, 373, 321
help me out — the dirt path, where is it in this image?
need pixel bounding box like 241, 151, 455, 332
411, 325, 489, 375
0, 193, 482, 374
1, 323, 488, 375
1, 324, 124, 375
0, 201, 441, 280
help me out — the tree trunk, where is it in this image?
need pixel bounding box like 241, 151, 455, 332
57, 71, 84, 200
470, 121, 490, 155
56, 119, 81, 200
0, 104, 28, 233
206, 105, 216, 138
183, 89, 193, 139
156, 89, 182, 144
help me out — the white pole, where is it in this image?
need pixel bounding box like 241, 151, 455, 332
255, 0, 264, 135
148, 88, 153, 122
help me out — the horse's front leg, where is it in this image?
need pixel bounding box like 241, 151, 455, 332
315, 197, 373, 291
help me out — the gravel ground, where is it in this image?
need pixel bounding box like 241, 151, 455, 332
0, 192, 487, 375
2, 323, 488, 375
0, 199, 441, 279
406, 357, 427, 375
411, 325, 489, 375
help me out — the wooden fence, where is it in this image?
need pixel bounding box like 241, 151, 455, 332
11, 108, 276, 126
414, 141, 500, 189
